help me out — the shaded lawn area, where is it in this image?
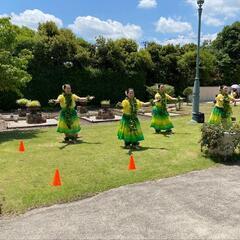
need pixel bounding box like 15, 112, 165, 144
0, 103, 239, 215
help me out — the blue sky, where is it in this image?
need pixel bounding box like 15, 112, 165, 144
0, 0, 239, 45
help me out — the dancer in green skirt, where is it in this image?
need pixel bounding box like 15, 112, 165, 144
209, 85, 236, 129
151, 84, 177, 134
49, 84, 94, 143
117, 88, 151, 150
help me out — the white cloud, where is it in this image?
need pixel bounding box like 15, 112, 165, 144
186, 0, 240, 26
155, 17, 192, 33
204, 16, 224, 27
202, 33, 218, 42
160, 32, 217, 45
1, 9, 63, 30
138, 0, 157, 9
68, 16, 143, 41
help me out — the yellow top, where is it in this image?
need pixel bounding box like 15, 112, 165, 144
122, 99, 143, 115
215, 94, 234, 108
57, 94, 80, 109
154, 93, 174, 108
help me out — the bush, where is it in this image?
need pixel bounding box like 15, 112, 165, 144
24, 66, 147, 107
101, 100, 110, 105
0, 91, 19, 111
183, 87, 193, 104
16, 98, 29, 106
200, 123, 240, 159
27, 100, 41, 107
183, 87, 192, 97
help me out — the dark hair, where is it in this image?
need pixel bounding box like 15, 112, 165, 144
127, 88, 134, 93
158, 84, 164, 89
125, 88, 134, 94
125, 88, 134, 97
62, 84, 71, 91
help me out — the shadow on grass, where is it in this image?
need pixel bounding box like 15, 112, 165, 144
59, 140, 102, 150
204, 153, 240, 166
120, 146, 168, 155
0, 130, 41, 144
154, 132, 180, 137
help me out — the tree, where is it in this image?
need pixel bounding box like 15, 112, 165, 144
126, 49, 153, 72
38, 21, 60, 37
0, 18, 17, 51
146, 43, 182, 90
212, 21, 240, 84
0, 18, 32, 95
177, 48, 218, 89
95, 37, 125, 71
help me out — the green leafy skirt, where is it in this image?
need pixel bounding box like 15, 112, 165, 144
117, 114, 144, 143
57, 108, 81, 134
150, 106, 174, 131
208, 106, 232, 128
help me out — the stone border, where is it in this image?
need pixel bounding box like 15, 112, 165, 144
81, 115, 121, 123
7, 119, 58, 129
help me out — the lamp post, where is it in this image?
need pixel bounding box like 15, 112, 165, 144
192, 0, 204, 122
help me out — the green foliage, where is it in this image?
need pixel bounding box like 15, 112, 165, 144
0, 18, 17, 51
212, 21, 240, 85
200, 123, 240, 158
177, 48, 218, 88
27, 100, 41, 108
101, 100, 110, 105
200, 124, 225, 150
0, 18, 239, 110
0, 18, 32, 98
16, 98, 29, 106
38, 21, 60, 37
183, 87, 193, 97
0, 50, 32, 94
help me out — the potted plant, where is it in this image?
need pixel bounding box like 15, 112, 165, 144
27, 100, 41, 114
200, 123, 240, 159
16, 98, 29, 117
26, 100, 46, 124
77, 96, 90, 114
101, 100, 111, 109
96, 100, 114, 119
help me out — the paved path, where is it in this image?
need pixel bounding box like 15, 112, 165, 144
1, 166, 240, 240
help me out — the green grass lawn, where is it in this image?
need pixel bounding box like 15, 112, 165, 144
0, 103, 238, 215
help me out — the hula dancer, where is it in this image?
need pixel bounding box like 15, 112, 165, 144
151, 84, 177, 134
117, 88, 151, 150
49, 84, 94, 143
209, 85, 236, 129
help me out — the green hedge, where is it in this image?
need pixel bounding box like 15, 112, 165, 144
23, 66, 147, 106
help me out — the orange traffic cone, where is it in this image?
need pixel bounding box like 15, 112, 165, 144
51, 169, 62, 186
19, 141, 25, 152
128, 155, 136, 170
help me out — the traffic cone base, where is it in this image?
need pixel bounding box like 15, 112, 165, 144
51, 169, 62, 186
128, 155, 136, 170
19, 141, 25, 152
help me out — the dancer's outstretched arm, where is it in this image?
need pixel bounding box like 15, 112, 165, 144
166, 94, 178, 101
74, 95, 95, 102
141, 101, 152, 107
48, 99, 60, 105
